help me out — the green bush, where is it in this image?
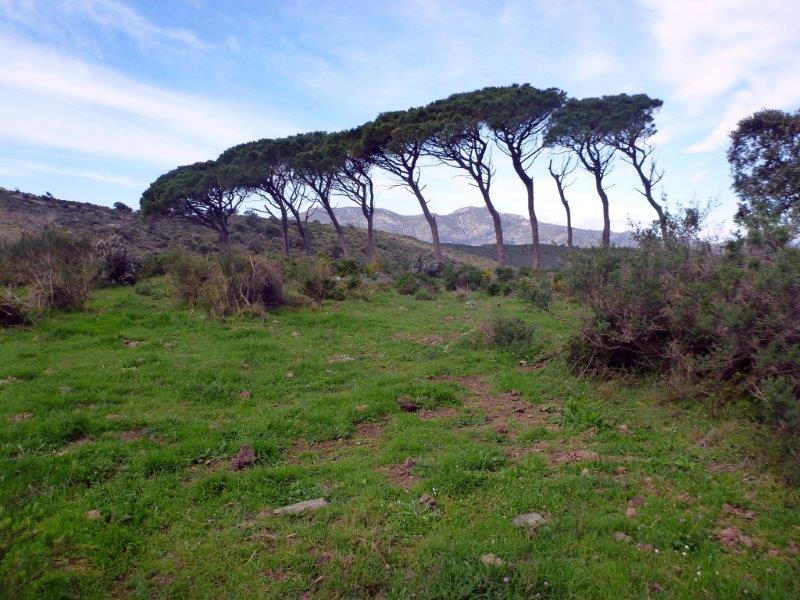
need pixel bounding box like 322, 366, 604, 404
516, 275, 553, 310
443, 265, 483, 291
295, 258, 339, 301
565, 218, 800, 466
394, 271, 420, 295
480, 315, 536, 352
169, 251, 285, 315
167, 250, 216, 306
0, 229, 96, 311
140, 252, 169, 277
0, 229, 93, 288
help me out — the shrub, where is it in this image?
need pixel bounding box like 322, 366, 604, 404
213, 253, 285, 314
495, 266, 515, 283
140, 252, 169, 277
0, 229, 95, 311
295, 258, 338, 301
332, 258, 361, 277
29, 263, 94, 311
169, 251, 284, 315
113, 202, 133, 213
0, 229, 92, 287
564, 217, 800, 466
517, 275, 553, 310
394, 271, 420, 295
168, 250, 216, 306
480, 315, 536, 351
414, 287, 434, 301
93, 236, 141, 285
0, 288, 29, 327
443, 265, 483, 291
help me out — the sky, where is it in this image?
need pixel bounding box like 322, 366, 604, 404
1, 0, 799, 235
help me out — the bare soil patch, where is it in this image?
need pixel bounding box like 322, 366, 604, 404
379, 457, 418, 490
117, 429, 149, 442
435, 375, 559, 435
54, 436, 92, 456
285, 420, 386, 465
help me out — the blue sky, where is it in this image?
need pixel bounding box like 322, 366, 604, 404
1, 0, 798, 234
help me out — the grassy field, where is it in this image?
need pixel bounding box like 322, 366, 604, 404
1, 281, 799, 598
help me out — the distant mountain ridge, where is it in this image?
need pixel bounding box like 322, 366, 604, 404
310, 205, 634, 247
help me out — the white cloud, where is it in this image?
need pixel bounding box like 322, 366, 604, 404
0, 0, 210, 53
0, 157, 142, 187
643, 0, 800, 152
0, 32, 293, 167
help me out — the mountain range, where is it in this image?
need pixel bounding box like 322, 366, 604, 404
309, 205, 634, 247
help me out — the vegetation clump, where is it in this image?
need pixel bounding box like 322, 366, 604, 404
93, 235, 142, 285
0, 288, 29, 327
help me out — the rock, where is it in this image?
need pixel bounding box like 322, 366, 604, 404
628, 497, 645, 508
512, 512, 547, 529
518, 360, 527, 367
272, 497, 328, 515
613, 531, 632, 543
86, 509, 102, 521
636, 543, 654, 553
581, 468, 591, 476
9, 412, 32, 422
625, 507, 637, 518
618, 424, 631, 435
239, 390, 251, 399
419, 494, 438, 510
616, 466, 627, 475
231, 444, 256, 470
286, 371, 294, 379
398, 400, 420, 413
480, 553, 504, 566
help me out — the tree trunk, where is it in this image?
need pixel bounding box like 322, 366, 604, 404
553, 178, 574, 248
279, 205, 290, 256
637, 169, 668, 239
480, 186, 506, 266
321, 199, 349, 258
365, 212, 375, 260
218, 222, 231, 254
510, 156, 539, 268
593, 172, 611, 247
408, 178, 443, 262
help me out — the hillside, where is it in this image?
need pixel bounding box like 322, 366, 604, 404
309, 205, 635, 248
0, 188, 493, 268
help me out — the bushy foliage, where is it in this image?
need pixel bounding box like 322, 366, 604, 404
295, 257, 340, 301
516, 274, 553, 310
0, 288, 29, 327
479, 315, 537, 352
93, 236, 142, 285
442, 265, 483, 291
168, 250, 284, 315
140, 252, 170, 277
0, 229, 95, 311
167, 249, 216, 306
565, 216, 800, 463
213, 253, 285, 314
394, 271, 420, 295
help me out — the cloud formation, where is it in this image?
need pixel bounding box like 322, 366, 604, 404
0, 32, 293, 167
644, 0, 800, 152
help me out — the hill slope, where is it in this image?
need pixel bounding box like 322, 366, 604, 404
0, 188, 493, 268
310, 205, 635, 247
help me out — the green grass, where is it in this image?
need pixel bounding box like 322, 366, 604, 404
1, 281, 798, 598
